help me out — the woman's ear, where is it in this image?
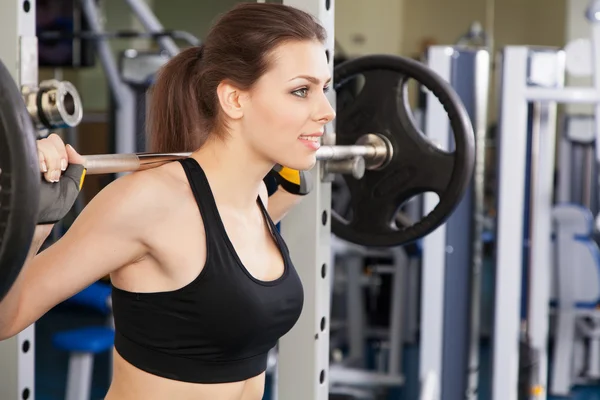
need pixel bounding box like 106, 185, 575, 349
216, 81, 244, 120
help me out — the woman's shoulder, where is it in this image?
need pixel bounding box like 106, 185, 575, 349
91, 161, 190, 222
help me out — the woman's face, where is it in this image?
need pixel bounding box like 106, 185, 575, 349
239, 39, 336, 171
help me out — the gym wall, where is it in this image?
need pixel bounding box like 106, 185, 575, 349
44, 0, 568, 113
335, 0, 405, 57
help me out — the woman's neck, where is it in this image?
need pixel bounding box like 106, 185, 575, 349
191, 136, 273, 211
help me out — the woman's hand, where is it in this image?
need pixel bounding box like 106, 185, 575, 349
37, 133, 85, 183
36, 133, 87, 225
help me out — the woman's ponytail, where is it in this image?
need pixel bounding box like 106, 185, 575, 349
146, 46, 207, 153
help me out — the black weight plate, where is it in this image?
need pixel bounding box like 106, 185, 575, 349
332, 54, 475, 247
0, 58, 40, 301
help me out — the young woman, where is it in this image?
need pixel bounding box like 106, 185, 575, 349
0, 3, 335, 399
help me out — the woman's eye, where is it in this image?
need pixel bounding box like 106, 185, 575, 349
292, 88, 309, 98
293, 86, 330, 98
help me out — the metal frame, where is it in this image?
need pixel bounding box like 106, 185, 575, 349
493, 47, 564, 400
276, 1, 335, 399
419, 48, 452, 399
327, 239, 407, 396
420, 46, 490, 400
0, 0, 37, 398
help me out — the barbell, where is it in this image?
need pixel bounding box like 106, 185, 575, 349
0, 52, 475, 302
79, 132, 392, 175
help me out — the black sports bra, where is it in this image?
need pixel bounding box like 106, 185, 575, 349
110, 157, 304, 383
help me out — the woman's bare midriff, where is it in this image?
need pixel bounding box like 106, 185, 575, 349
104, 349, 266, 400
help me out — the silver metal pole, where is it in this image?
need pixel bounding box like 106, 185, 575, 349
81, 138, 390, 175
83, 152, 190, 174
123, 0, 180, 56
526, 87, 600, 103
387, 247, 406, 375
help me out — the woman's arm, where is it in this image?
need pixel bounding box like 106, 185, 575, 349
263, 166, 312, 224
0, 172, 159, 339
266, 186, 305, 224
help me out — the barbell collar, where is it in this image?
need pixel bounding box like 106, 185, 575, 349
22, 80, 84, 133
323, 156, 366, 179
355, 133, 393, 170
82, 133, 392, 175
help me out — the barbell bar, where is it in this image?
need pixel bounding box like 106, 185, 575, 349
80, 133, 393, 175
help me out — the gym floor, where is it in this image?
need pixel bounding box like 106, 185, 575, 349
35, 303, 600, 400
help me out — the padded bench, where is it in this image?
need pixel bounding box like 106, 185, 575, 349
53, 282, 114, 400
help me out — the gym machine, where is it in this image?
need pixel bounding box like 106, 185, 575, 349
492, 45, 564, 400
489, 1, 600, 398
552, 111, 600, 392
419, 46, 490, 400
551, 5, 600, 394
67, 0, 197, 156
557, 114, 599, 216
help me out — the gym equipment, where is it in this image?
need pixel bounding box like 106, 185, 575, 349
77, 134, 391, 174
53, 327, 115, 400
487, 0, 600, 393
551, 204, 600, 395
455, 21, 489, 49
418, 47, 489, 400
112, 50, 171, 154
491, 48, 564, 400
0, 57, 475, 304
491, 1, 600, 400
327, 238, 423, 398
557, 114, 599, 217
22, 79, 83, 133
38, 29, 200, 47
75, 0, 179, 159
52, 282, 114, 400
332, 54, 475, 247
496, 4, 600, 396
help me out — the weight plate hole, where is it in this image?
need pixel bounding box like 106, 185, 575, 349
63, 92, 76, 115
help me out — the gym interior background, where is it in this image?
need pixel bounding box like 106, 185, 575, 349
14, 0, 600, 399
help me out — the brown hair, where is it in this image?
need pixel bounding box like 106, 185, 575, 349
146, 2, 327, 153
